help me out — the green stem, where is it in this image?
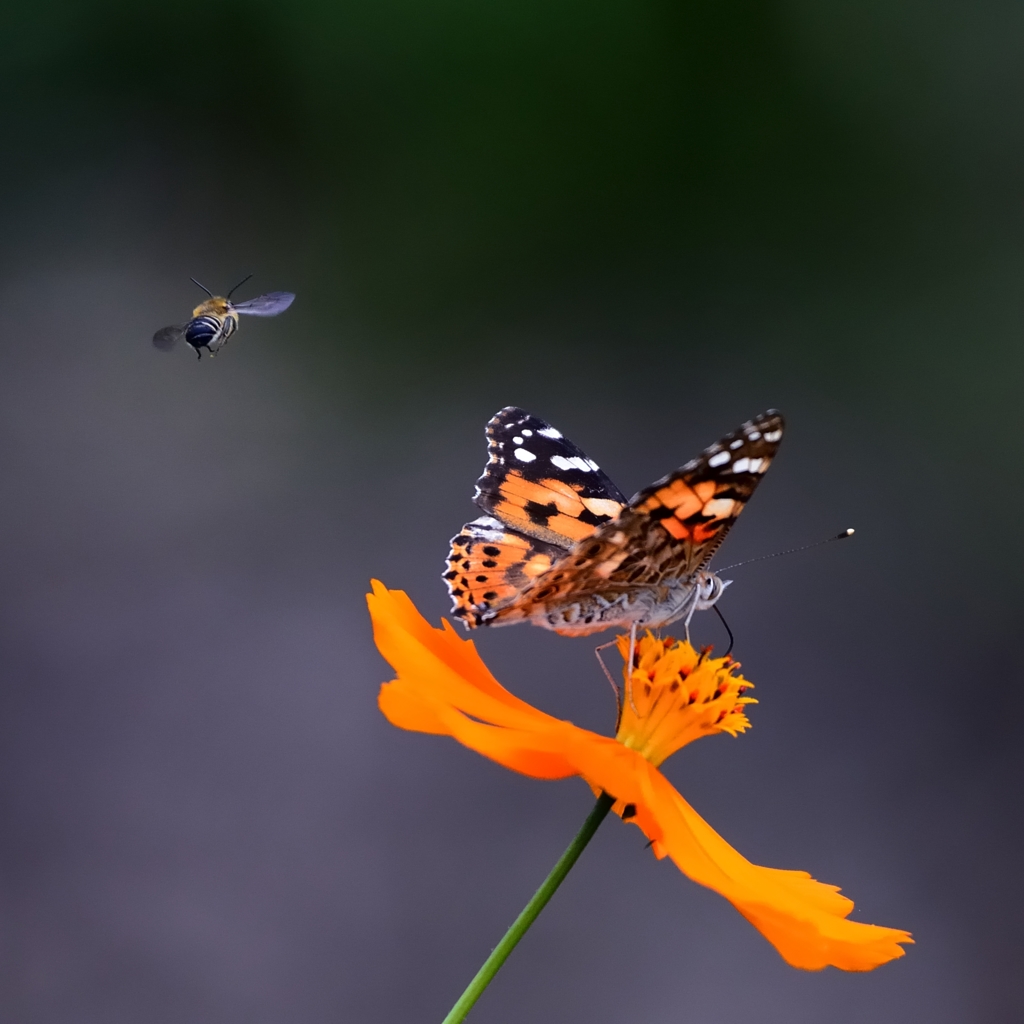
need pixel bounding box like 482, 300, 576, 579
441, 792, 616, 1024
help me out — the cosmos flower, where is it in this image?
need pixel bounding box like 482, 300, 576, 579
368, 581, 912, 971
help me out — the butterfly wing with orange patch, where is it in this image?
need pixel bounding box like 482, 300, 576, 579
474, 407, 628, 547
617, 408, 785, 578
444, 516, 567, 627
485, 410, 785, 622
445, 408, 627, 627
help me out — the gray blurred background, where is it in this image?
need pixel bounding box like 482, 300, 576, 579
0, 1, 1022, 1021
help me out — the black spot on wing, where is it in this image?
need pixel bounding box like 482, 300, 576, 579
524, 499, 559, 526
647, 505, 674, 521
576, 507, 608, 527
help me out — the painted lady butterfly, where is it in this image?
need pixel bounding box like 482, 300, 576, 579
444, 407, 784, 637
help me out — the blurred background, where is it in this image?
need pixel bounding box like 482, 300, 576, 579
0, 0, 1021, 1020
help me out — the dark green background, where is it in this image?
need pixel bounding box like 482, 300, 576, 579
0, 2, 1021, 1021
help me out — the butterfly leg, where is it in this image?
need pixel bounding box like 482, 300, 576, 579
683, 588, 702, 646
594, 641, 622, 720
625, 621, 639, 715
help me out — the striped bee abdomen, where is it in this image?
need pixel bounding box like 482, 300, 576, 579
185, 315, 223, 349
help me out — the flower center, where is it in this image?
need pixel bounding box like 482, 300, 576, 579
613, 632, 756, 766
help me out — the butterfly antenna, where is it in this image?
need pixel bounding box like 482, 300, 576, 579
716, 528, 854, 573
227, 273, 254, 299
190, 277, 215, 298
712, 604, 735, 658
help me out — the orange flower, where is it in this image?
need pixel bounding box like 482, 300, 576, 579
369, 581, 912, 972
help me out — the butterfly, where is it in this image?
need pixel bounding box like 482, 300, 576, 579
443, 407, 783, 637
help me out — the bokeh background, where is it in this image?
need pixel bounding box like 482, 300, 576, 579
1, 1, 1022, 1021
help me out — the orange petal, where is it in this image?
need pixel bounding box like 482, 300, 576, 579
427, 704, 580, 780
379, 676, 580, 778
566, 736, 912, 970
377, 679, 450, 735
368, 582, 556, 731
368, 582, 913, 971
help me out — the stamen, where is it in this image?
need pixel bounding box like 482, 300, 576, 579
612, 631, 756, 766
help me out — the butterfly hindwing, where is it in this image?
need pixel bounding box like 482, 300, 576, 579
473, 407, 627, 547
444, 515, 568, 626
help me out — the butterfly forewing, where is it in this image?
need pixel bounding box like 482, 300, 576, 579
623, 408, 785, 575
473, 407, 627, 547
514, 410, 785, 605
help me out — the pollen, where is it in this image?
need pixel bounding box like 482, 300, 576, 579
613, 632, 756, 766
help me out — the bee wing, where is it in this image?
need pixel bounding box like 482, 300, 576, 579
152, 325, 185, 351
232, 291, 295, 317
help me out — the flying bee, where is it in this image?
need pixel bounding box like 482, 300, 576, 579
153, 275, 295, 359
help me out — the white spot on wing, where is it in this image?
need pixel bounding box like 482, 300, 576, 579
746, 430, 761, 440
551, 454, 595, 472
514, 448, 537, 462
466, 515, 506, 541
747, 457, 764, 473
582, 497, 623, 518
586, 459, 600, 470
731, 457, 750, 473
513, 436, 524, 445
703, 498, 736, 518
522, 429, 533, 436
538, 427, 562, 439
763, 429, 782, 442
730, 438, 744, 450
708, 451, 731, 467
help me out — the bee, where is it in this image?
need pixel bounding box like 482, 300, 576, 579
153, 275, 295, 359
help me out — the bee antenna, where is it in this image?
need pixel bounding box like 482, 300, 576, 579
716, 528, 855, 573
190, 277, 215, 298
227, 273, 254, 299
